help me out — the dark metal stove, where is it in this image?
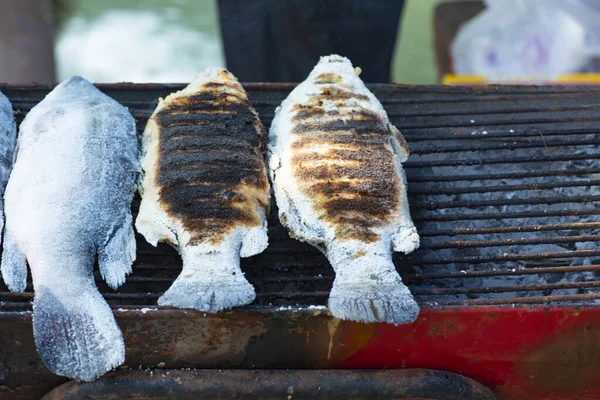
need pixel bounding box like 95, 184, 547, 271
1, 83, 600, 399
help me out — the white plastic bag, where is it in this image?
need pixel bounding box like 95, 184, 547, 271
451, 0, 600, 82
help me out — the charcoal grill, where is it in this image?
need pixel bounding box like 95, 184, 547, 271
1, 83, 600, 399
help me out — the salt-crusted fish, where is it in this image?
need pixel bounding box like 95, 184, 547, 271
1, 77, 139, 381
136, 68, 269, 312
268, 55, 420, 324
0, 91, 17, 243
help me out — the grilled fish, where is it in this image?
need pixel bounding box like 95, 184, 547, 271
1, 77, 139, 381
268, 55, 420, 324
0, 91, 16, 244
136, 68, 269, 312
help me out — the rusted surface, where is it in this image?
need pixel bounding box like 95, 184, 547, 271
0, 307, 599, 399
289, 82, 406, 243
43, 369, 496, 400
152, 72, 269, 245
514, 320, 600, 394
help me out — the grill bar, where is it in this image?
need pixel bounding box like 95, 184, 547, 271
411, 138, 600, 155
412, 208, 600, 222
403, 128, 599, 142
406, 264, 600, 280
407, 168, 600, 183
401, 250, 600, 266
421, 234, 600, 250
414, 194, 600, 210
404, 153, 600, 168
436, 293, 600, 306
413, 281, 600, 296
409, 179, 600, 195
421, 222, 600, 237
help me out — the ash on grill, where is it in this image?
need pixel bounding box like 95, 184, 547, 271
1, 83, 600, 310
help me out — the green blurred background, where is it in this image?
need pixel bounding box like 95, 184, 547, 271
56, 0, 444, 83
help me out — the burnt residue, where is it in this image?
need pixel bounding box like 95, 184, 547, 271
290, 83, 404, 243
154, 77, 269, 245
314, 73, 343, 84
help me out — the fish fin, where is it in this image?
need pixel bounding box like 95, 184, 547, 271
135, 197, 176, 248
390, 142, 419, 254
1, 231, 27, 292
158, 252, 255, 312
240, 222, 269, 258
391, 224, 420, 254
328, 278, 419, 325
98, 215, 136, 290
33, 284, 125, 382
388, 123, 409, 162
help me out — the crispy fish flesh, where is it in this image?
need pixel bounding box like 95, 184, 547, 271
268, 55, 420, 324
136, 68, 270, 312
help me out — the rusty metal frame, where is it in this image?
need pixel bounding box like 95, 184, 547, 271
43, 369, 497, 400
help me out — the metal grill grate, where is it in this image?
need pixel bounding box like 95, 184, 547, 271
2, 83, 600, 311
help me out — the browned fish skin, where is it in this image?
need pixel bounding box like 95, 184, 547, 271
289, 74, 403, 243
153, 73, 269, 246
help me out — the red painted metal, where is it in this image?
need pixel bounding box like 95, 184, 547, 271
332, 305, 600, 399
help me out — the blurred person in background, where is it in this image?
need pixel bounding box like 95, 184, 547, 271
218, 0, 406, 82
0, 0, 69, 83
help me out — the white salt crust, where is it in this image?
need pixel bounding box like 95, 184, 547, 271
135, 68, 269, 313
0, 92, 16, 248
1, 77, 139, 381
268, 55, 420, 325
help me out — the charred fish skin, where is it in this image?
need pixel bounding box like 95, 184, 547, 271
0, 77, 139, 381
136, 68, 269, 312
268, 55, 420, 325
0, 91, 16, 246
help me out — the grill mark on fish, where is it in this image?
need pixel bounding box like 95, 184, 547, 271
161, 135, 252, 150
292, 108, 340, 121
293, 147, 393, 164
160, 150, 263, 169
308, 180, 396, 196
314, 73, 342, 84
154, 80, 269, 245
158, 164, 264, 184
288, 84, 401, 243
204, 81, 241, 90
291, 135, 386, 148
163, 134, 257, 150
293, 118, 387, 135
302, 88, 369, 106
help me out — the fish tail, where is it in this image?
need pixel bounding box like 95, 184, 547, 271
33, 283, 125, 382
158, 249, 255, 313
327, 245, 419, 325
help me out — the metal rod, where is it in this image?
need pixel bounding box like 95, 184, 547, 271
414, 194, 600, 210
420, 222, 600, 237
400, 249, 600, 266
412, 208, 600, 222
405, 264, 600, 281
411, 138, 600, 155
404, 153, 600, 168
421, 234, 600, 250
435, 293, 600, 306
407, 168, 600, 183
409, 179, 600, 195
412, 280, 600, 296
